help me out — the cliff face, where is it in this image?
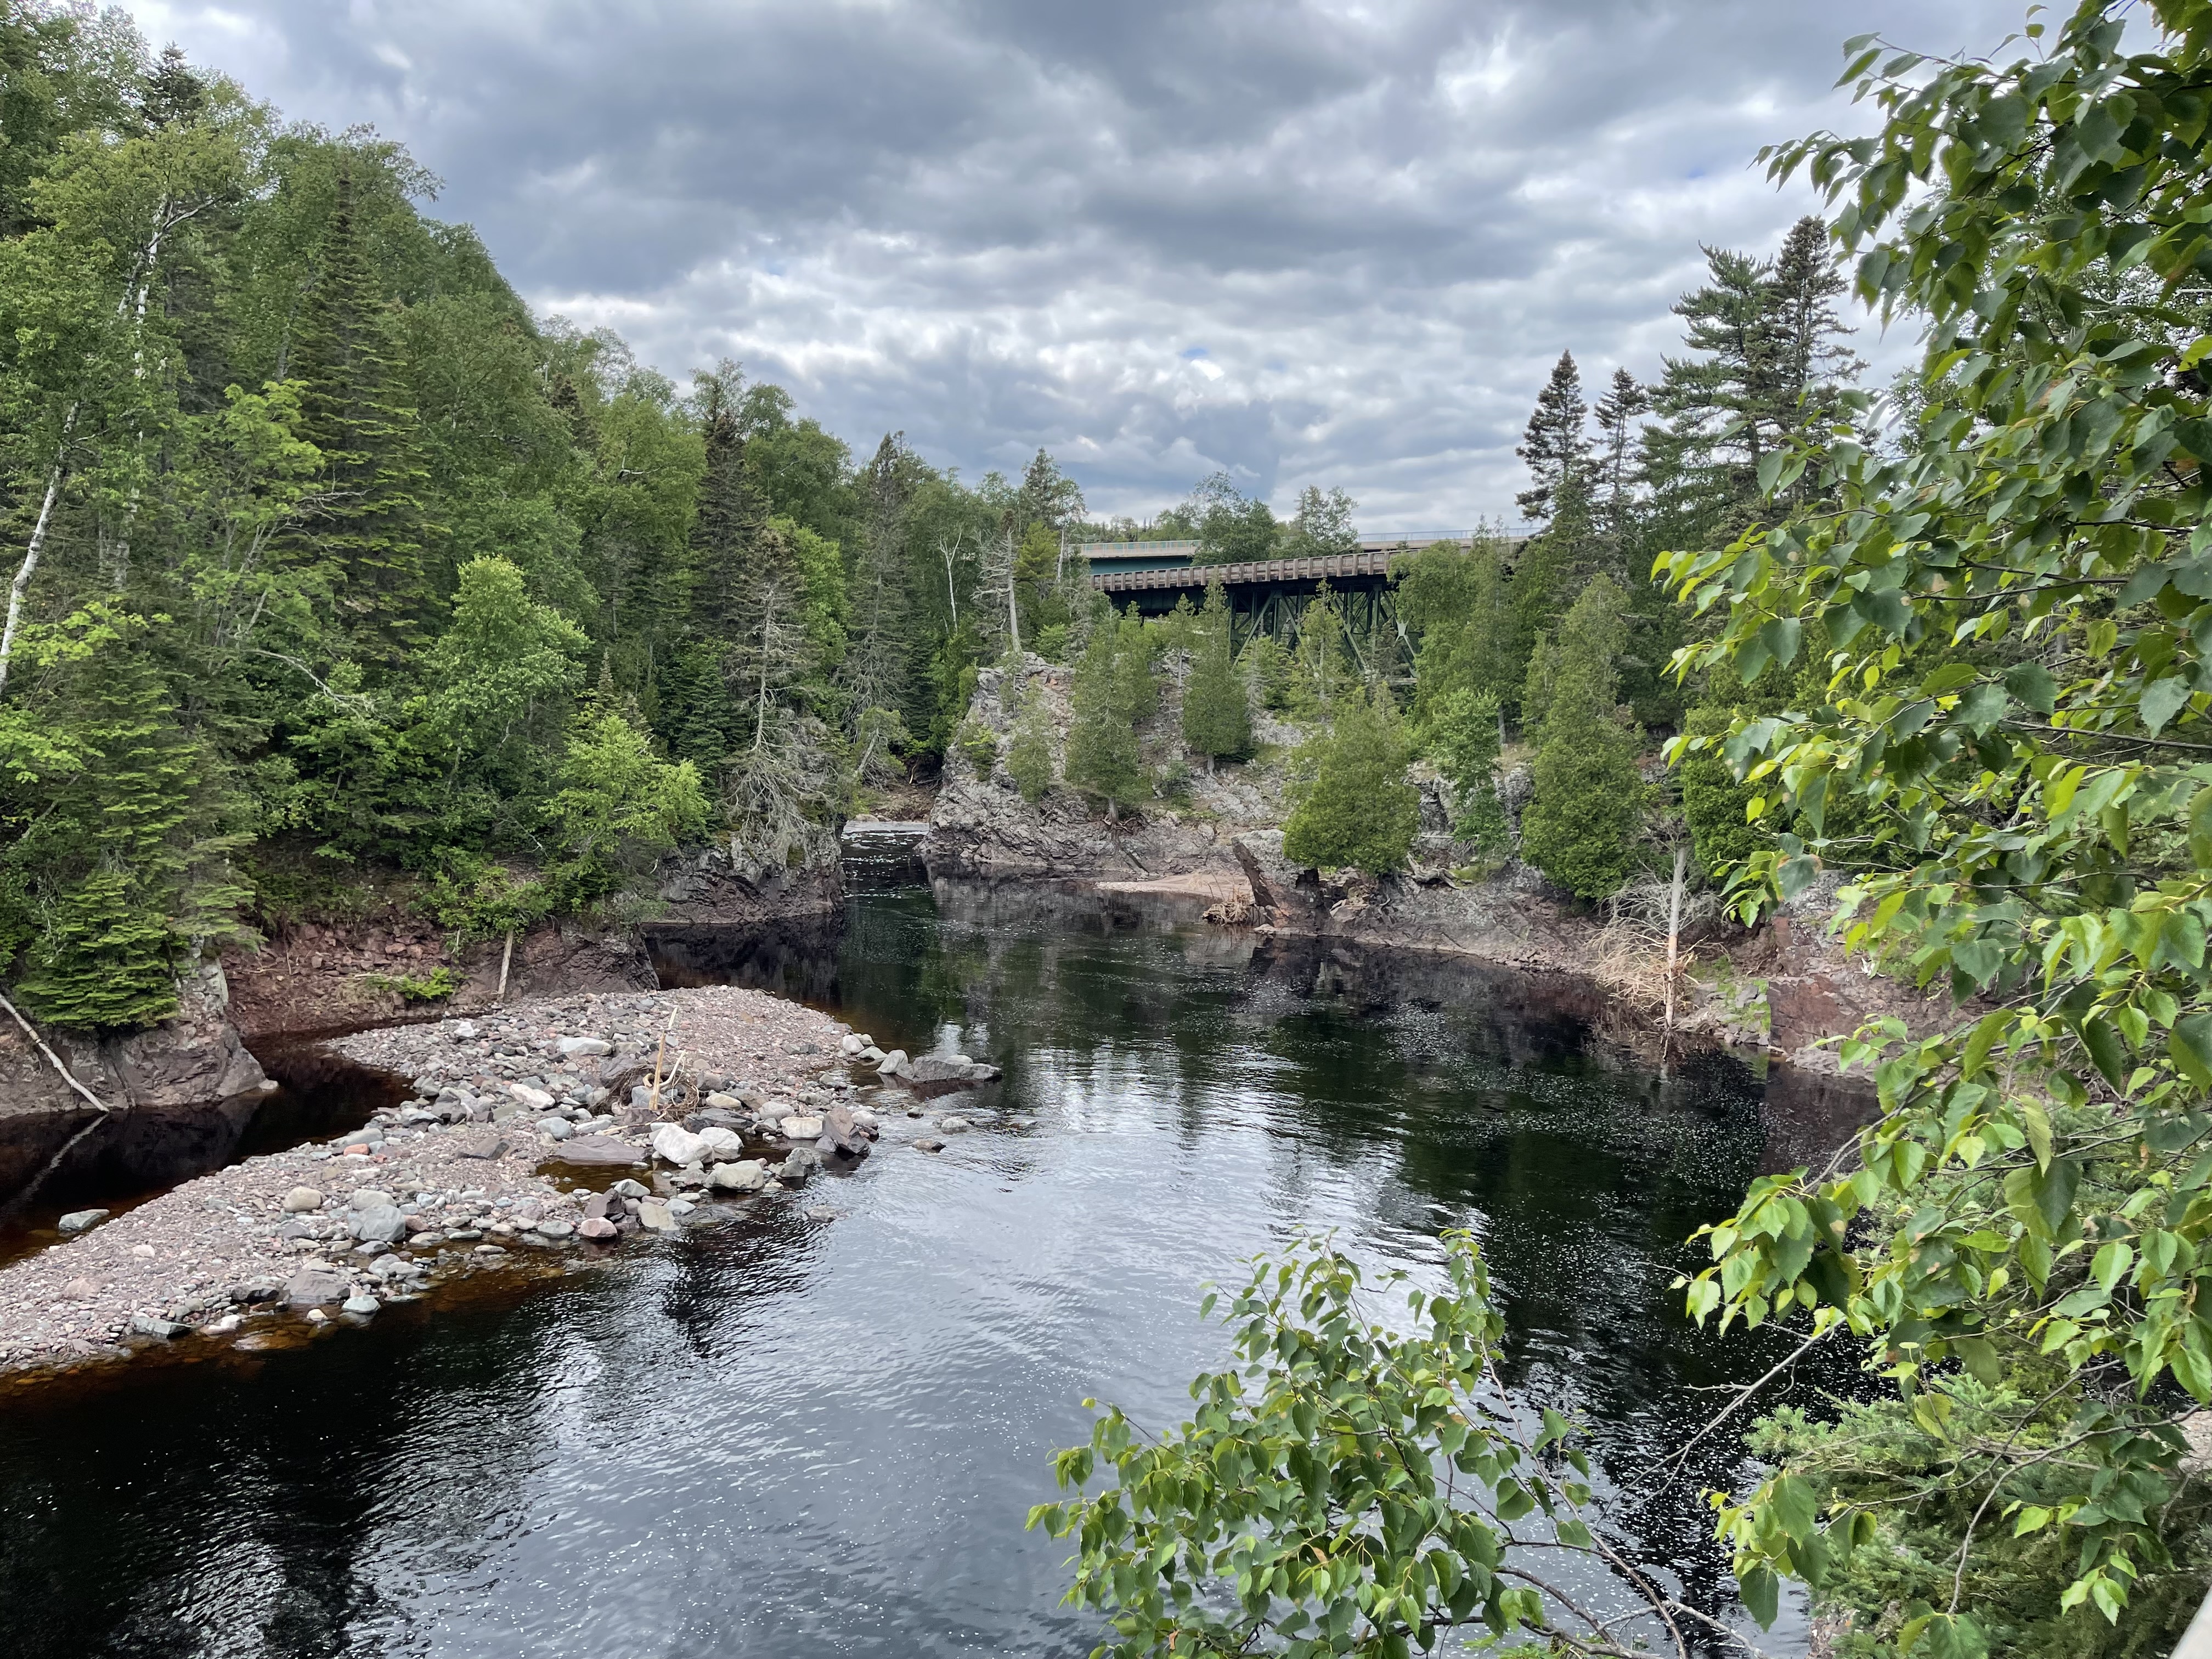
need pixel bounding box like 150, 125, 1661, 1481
0, 956, 272, 1208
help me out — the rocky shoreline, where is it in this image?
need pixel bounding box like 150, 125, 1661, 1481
0, 983, 1001, 1387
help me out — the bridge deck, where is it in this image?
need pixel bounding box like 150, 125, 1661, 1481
1091, 548, 1401, 596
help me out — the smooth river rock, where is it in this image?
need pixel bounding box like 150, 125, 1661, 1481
708, 1159, 770, 1193
281, 1187, 324, 1214
56, 1209, 109, 1234
651, 1123, 710, 1166
554, 1135, 644, 1166
284, 1264, 349, 1307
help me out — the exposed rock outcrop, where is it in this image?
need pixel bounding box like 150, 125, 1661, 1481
1, 957, 272, 1209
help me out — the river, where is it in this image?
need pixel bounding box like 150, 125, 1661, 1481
0, 836, 1861, 1657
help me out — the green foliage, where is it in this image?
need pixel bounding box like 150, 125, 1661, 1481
1519, 577, 1643, 901
1030, 1233, 1688, 1658
1005, 692, 1056, 804
1180, 579, 1251, 769
1678, 703, 1771, 882
956, 718, 1000, 780
1065, 611, 1150, 819
1748, 1375, 2212, 1658
364, 964, 461, 1002
1282, 484, 1358, 557
4, 605, 245, 1029
1182, 471, 1280, 565
540, 710, 708, 910
1241, 633, 1294, 713
1282, 682, 1419, 875
1288, 584, 1350, 716
1654, 5, 2212, 1639
1397, 533, 1519, 728
1427, 687, 1510, 860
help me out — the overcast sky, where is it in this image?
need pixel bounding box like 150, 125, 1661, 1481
123, 0, 2025, 531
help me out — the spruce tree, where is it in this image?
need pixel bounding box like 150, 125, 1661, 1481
1514, 349, 1589, 522
1398, 534, 1518, 730
284, 168, 434, 661
1065, 610, 1146, 821
1517, 577, 1643, 901
1181, 578, 1251, 774
1592, 367, 1649, 566
1508, 461, 1598, 676
844, 431, 917, 732
1282, 682, 1419, 876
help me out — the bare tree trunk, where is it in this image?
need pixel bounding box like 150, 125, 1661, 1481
0, 986, 110, 1113
1002, 529, 1022, 659
1663, 844, 1686, 1032
0, 434, 72, 697
496, 929, 515, 1002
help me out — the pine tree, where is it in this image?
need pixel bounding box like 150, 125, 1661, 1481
1291, 583, 1349, 715
284, 168, 435, 661
1065, 610, 1146, 821
1282, 682, 1419, 875
1518, 577, 1643, 901
1514, 350, 1588, 522
1182, 579, 1251, 773
1592, 367, 1649, 565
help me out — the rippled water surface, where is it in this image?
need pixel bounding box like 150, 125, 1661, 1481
0, 843, 1861, 1657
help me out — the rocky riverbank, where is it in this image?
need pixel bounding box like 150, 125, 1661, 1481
0, 983, 1001, 1385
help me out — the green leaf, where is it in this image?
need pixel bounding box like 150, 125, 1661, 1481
2141, 675, 2193, 736
2006, 662, 2057, 715
1738, 1564, 1780, 1629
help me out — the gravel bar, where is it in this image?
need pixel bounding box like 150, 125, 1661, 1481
0, 984, 999, 1384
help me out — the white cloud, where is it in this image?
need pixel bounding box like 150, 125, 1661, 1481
122, 0, 2028, 528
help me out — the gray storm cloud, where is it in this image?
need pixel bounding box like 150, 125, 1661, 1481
129, 0, 2027, 527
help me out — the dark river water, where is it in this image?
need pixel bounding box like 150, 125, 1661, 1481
0, 839, 1863, 1657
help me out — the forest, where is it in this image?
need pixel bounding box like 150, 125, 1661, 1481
0, 2, 1853, 1038
17, 1, 2212, 1650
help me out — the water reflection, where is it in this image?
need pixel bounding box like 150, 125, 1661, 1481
0, 861, 1866, 1658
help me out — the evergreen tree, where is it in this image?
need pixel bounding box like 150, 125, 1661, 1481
1290, 583, 1349, 715
843, 434, 916, 733
1426, 686, 1509, 860
9, 607, 244, 1028
283, 168, 435, 661
1181, 578, 1251, 773
1397, 533, 1519, 730
1592, 367, 1649, 565
1518, 577, 1643, 901
1507, 461, 1598, 681
1514, 350, 1588, 522
1065, 608, 1146, 821
1281, 682, 1419, 876
1005, 689, 1056, 804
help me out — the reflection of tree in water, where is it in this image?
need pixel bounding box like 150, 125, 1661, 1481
645, 872, 1861, 1640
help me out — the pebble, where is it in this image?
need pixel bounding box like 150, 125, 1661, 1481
342, 1294, 380, 1316
55, 1209, 109, 1235
0, 983, 869, 1381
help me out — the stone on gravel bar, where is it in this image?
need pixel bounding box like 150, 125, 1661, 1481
348, 1188, 394, 1210
55, 1208, 109, 1234
695, 1125, 746, 1162
285, 1265, 348, 1307
651, 1123, 710, 1166
635, 1200, 675, 1233
509, 1085, 556, 1111
576, 1217, 618, 1240
611, 1177, 648, 1199
557, 1036, 611, 1057
342, 1294, 380, 1316
551, 1135, 642, 1166
282, 1187, 324, 1212
709, 1159, 770, 1193
455, 1131, 509, 1159
532, 1219, 575, 1240
782, 1115, 824, 1141
129, 1314, 189, 1340
348, 1206, 407, 1244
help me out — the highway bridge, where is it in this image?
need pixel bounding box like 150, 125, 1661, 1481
1083, 535, 1473, 658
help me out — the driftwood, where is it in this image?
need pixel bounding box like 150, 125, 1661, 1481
0, 988, 110, 1113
